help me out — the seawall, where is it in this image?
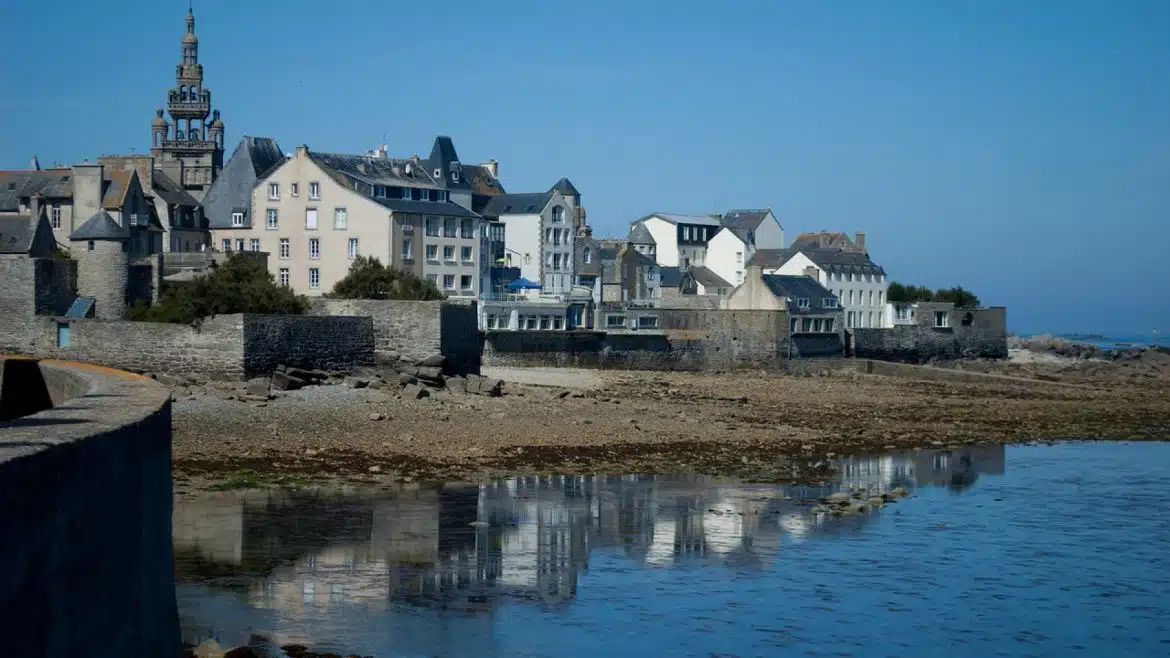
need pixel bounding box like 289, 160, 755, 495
0, 357, 180, 657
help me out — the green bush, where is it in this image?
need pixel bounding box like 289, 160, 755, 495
128, 253, 307, 323
326, 256, 444, 300
887, 281, 981, 308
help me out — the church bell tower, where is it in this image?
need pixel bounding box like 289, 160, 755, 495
150, 6, 224, 201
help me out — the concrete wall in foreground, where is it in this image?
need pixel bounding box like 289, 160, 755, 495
851, 307, 1008, 362
0, 358, 180, 657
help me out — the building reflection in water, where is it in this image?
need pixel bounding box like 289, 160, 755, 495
173, 445, 1005, 646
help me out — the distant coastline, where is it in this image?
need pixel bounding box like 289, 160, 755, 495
1025, 332, 1167, 351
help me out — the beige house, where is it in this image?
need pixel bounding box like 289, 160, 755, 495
212, 145, 483, 296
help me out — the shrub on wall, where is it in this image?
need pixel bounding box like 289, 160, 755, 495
326, 256, 444, 301
128, 253, 307, 323
888, 282, 981, 308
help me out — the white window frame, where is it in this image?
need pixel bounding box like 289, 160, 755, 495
460, 274, 473, 291
309, 267, 320, 289
442, 274, 455, 290
279, 238, 290, 259
308, 182, 320, 200
279, 268, 290, 287
461, 246, 473, 262
333, 207, 347, 230
402, 236, 412, 260
426, 244, 438, 261
231, 211, 245, 227
443, 245, 455, 261
305, 208, 318, 230
249, 238, 260, 252
51, 203, 62, 229
348, 238, 359, 259
796, 297, 810, 309
309, 238, 320, 260
266, 208, 278, 229
268, 183, 279, 200
290, 183, 299, 197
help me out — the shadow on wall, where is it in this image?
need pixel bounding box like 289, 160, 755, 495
0, 358, 54, 421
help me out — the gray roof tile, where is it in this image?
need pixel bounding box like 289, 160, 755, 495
637, 212, 722, 227
0, 170, 73, 212
70, 210, 128, 241
203, 136, 285, 229
479, 192, 553, 218
688, 266, 731, 289
659, 266, 682, 287
151, 169, 199, 206
549, 177, 579, 196
0, 215, 37, 253
722, 209, 773, 231
748, 247, 885, 275
627, 222, 656, 244
761, 274, 840, 313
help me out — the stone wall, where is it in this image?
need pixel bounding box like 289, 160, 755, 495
309, 299, 480, 372
34, 257, 77, 316
242, 315, 375, 376
482, 308, 795, 371
851, 307, 1008, 362
0, 255, 37, 354
0, 358, 180, 657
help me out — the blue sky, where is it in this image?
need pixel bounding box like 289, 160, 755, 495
2, 0, 1167, 335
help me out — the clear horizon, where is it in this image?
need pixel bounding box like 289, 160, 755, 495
2, 0, 1166, 335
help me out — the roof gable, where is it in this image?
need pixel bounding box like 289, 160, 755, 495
479, 192, 554, 218
549, 177, 579, 196
627, 222, 656, 244
202, 136, 285, 228
0, 215, 49, 254
70, 210, 128, 241
639, 212, 722, 227
762, 274, 839, 313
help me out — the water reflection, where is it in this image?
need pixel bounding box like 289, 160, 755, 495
174, 446, 1004, 648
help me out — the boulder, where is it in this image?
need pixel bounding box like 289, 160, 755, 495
402, 383, 430, 399
344, 376, 370, 389
416, 366, 444, 385
464, 373, 485, 394
284, 367, 322, 383
398, 372, 419, 387
447, 375, 468, 394
485, 379, 504, 397
245, 377, 270, 397
418, 353, 447, 368
826, 492, 852, 505
154, 373, 185, 388
270, 371, 306, 392
367, 379, 387, 390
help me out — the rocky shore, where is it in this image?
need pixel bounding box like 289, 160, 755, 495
168, 348, 1170, 491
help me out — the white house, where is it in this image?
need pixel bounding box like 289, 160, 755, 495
705, 225, 755, 287
480, 189, 578, 296
750, 240, 888, 329
629, 212, 722, 268
721, 208, 784, 249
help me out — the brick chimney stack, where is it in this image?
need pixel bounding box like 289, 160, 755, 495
855, 232, 866, 251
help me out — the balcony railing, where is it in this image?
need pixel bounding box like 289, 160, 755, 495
167, 100, 210, 116
159, 139, 216, 149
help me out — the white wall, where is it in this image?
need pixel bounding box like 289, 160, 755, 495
705, 229, 751, 287
500, 213, 541, 285
755, 211, 785, 249
639, 217, 679, 266
770, 251, 889, 328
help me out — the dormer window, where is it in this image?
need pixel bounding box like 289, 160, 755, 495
451, 170, 460, 183
231, 212, 244, 227
796, 297, 810, 309
434, 168, 442, 179
823, 297, 838, 308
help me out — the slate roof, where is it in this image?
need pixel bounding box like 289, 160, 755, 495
0, 169, 73, 212
100, 170, 133, 210
630, 250, 658, 270
549, 177, 579, 197
424, 136, 507, 196
722, 209, 773, 230
627, 222, 656, 244
659, 266, 682, 287
70, 210, 128, 241
479, 192, 553, 218
151, 169, 199, 206
309, 151, 439, 189
203, 136, 285, 229
689, 266, 731, 289
761, 274, 840, 314
0, 215, 38, 253
370, 196, 479, 218
638, 212, 723, 227
748, 247, 885, 275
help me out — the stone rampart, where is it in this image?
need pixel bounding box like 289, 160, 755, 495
0, 357, 180, 657
242, 314, 375, 375
852, 307, 1008, 362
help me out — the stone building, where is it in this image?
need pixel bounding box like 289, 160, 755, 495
148, 7, 225, 202
0, 213, 76, 353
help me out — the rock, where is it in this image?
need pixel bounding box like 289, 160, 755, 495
447, 376, 468, 394
416, 366, 444, 384
245, 377, 270, 397
890, 486, 910, 498
224, 648, 260, 658
192, 639, 225, 658
485, 379, 504, 397
398, 372, 418, 386
868, 496, 886, 506
402, 383, 430, 399
368, 412, 386, 421
367, 379, 387, 390
154, 373, 185, 388
304, 448, 318, 456
841, 503, 867, 515
270, 371, 306, 392
368, 465, 382, 473
283, 367, 317, 382
344, 376, 370, 389
556, 390, 571, 399
248, 401, 268, 408
826, 492, 852, 504
418, 353, 447, 368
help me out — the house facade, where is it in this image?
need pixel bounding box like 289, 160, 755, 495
722, 209, 784, 249
98, 155, 205, 253
212, 145, 482, 297
479, 184, 584, 297
629, 213, 722, 269
726, 266, 842, 335
705, 225, 754, 288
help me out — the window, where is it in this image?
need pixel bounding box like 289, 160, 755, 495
796, 297, 810, 309
813, 318, 824, 332
736, 271, 744, 283
525, 316, 538, 330
847, 311, 854, 328
682, 226, 691, 241
306, 208, 318, 230
235, 239, 245, 252
583, 247, 591, 264
736, 251, 742, 264
266, 208, 278, 229
309, 238, 320, 259
539, 315, 551, 330
443, 217, 457, 237
935, 311, 949, 328
896, 305, 910, 321
823, 297, 838, 308
848, 290, 854, 305
442, 274, 454, 290
426, 245, 438, 260
551, 206, 564, 223
88, 240, 96, 252
802, 317, 813, 332
290, 183, 299, 197
348, 238, 359, 259
309, 268, 320, 289
461, 246, 473, 262
51, 203, 61, 229
824, 319, 835, 332
638, 315, 659, 329
402, 237, 412, 259
220, 238, 230, 251
606, 314, 627, 329
460, 275, 473, 291
879, 291, 884, 305
374, 185, 386, 198
553, 253, 563, 270
250, 239, 260, 252
333, 208, 347, 230
461, 218, 474, 238
486, 314, 497, 329
309, 182, 320, 200
425, 217, 440, 237
869, 290, 874, 305
443, 245, 455, 261
279, 238, 290, 259
279, 268, 289, 286
846, 272, 853, 282
268, 183, 279, 200
231, 211, 244, 227
426, 273, 438, 285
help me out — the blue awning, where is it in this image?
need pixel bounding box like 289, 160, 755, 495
506, 277, 542, 290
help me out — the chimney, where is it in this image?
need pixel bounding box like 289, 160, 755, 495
29, 193, 42, 221
855, 232, 866, 251
803, 265, 819, 281
72, 162, 105, 223
481, 159, 499, 178
295, 144, 309, 158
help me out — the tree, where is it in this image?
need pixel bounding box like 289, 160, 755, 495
326, 256, 444, 300
128, 253, 307, 323
887, 281, 981, 308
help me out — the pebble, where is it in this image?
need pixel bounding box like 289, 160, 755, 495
368, 412, 386, 421
367, 465, 382, 473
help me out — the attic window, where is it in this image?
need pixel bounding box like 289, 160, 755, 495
451, 171, 460, 183
525, 205, 536, 212
796, 297, 810, 309
60, 175, 70, 182
434, 168, 442, 179
503, 205, 513, 213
